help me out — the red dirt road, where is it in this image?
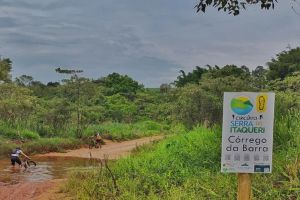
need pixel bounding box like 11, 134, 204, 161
0, 179, 68, 200
36, 135, 163, 159
0, 135, 164, 200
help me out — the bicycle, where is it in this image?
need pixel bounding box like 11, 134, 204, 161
88, 139, 102, 149
22, 157, 37, 169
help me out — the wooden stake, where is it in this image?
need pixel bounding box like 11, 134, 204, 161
237, 173, 251, 200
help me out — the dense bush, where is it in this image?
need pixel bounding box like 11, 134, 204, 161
21, 130, 40, 140
0, 123, 19, 139
274, 109, 300, 149
82, 120, 168, 141
0, 122, 40, 140
22, 138, 82, 154
0, 138, 16, 159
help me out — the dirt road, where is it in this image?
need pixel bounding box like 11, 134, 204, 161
0, 179, 69, 200
0, 135, 164, 200
37, 135, 163, 160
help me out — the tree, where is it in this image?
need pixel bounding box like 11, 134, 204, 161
34, 98, 72, 136
172, 63, 272, 127
172, 84, 222, 127
134, 89, 172, 122
47, 82, 60, 87
0, 83, 37, 124
105, 94, 137, 122
266, 47, 300, 80
174, 66, 208, 87
203, 64, 251, 80
55, 67, 84, 137
268, 73, 300, 92
251, 66, 267, 89
172, 75, 255, 127
101, 72, 143, 98
195, 0, 277, 15
15, 75, 34, 86
0, 58, 12, 83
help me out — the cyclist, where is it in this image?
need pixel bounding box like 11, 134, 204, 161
10, 147, 30, 168
95, 132, 102, 148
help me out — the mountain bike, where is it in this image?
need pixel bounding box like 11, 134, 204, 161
88, 139, 102, 149
22, 157, 37, 169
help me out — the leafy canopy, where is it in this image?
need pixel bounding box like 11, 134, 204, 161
195, 0, 277, 15
267, 47, 300, 80
0, 58, 12, 83
101, 72, 143, 96
174, 65, 251, 87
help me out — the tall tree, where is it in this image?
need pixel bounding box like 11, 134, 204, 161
15, 75, 34, 86
101, 72, 143, 98
173, 75, 255, 127
55, 67, 84, 137
174, 66, 208, 87
267, 47, 300, 80
0, 83, 37, 123
0, 58, 12, 83
204, 64, 251, 79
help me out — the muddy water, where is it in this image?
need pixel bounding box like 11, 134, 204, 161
0, 136, 164, 199
0, 157, 97, 185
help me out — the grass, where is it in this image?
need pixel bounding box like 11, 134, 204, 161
82, 120, 170, 141
274, 109, 300, 150
0, 120, 169, 158
0, 121, 82, 158
0, 137, 82, 158
65, 116, 300, 199
0, 122, 40, 140
65, 126, 237, 199
22, 138, 82, 154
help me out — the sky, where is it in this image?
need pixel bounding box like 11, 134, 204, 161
0, 0, 299, 87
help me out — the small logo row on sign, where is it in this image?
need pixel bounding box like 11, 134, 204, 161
225, 154, 269, 162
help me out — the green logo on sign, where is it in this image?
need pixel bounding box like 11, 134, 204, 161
231, 96, 253, 115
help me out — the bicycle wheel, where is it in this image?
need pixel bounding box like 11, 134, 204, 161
27, 160, 37, 167
22, 162, 29, 169
89, 142, 95, 149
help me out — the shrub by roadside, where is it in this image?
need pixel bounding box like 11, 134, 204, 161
0, 123, 40, 140
82, 120, 169, 141
0, 137, 82, 158
23, 138, 82, 154
0, 138, 16, 159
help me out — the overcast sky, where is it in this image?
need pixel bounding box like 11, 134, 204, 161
0, 0, 299, 87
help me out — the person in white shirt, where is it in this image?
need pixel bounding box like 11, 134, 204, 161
10, 147, 30, 167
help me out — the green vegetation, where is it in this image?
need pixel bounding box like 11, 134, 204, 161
22, 138, 82, 155
65, 119, 300, 199
0, 59, 170, 157
0, 47, 300, 199
82, 121, 169, 141
63, 47, 300, 199
0, 137, 82, 159
0, 137, 16, 159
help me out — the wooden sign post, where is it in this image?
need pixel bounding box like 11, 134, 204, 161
221, 92, 275, 200
237, 173, 251, 200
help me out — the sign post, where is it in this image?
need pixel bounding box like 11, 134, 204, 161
221, 92, 275, 200
237, 173, 251, 200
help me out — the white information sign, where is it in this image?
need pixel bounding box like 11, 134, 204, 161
221, 92, 275, 173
